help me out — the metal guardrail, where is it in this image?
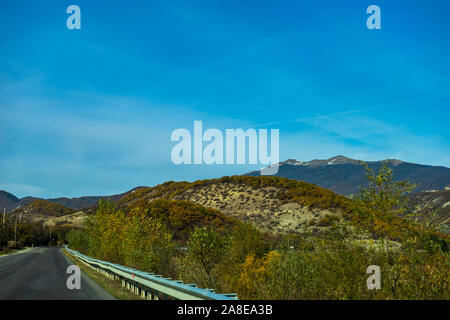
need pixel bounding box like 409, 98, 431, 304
65, 247, 238, 300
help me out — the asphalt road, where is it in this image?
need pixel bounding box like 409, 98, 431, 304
0, 246, 115, 300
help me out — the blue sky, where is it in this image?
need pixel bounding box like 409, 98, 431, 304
1, 0, 449, 198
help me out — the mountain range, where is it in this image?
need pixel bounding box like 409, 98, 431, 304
0, 156, 450, 232
1, 156, 449, 234
2, 156, 449, 213
0, 188, 141, 212
248, 156, 450, 196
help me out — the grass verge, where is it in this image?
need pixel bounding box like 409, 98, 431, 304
62, 249, 142, 300
0, 248, 24, 256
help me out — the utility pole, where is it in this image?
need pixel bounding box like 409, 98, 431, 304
14, 218, 17, 247
49, 228, 52, 246
2, 208, 5, 225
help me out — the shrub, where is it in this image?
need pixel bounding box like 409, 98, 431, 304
66, 229, 89, 253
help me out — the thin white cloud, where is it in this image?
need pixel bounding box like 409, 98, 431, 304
0, 183, 46, 198
281, 113, 450, 167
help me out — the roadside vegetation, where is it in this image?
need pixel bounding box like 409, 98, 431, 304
67, 162, 449, 299
1, 217, 69, 253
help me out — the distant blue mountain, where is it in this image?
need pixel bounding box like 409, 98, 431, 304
247, 156, 450, 195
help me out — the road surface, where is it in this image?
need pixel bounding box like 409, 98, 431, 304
0, 246, 115, 300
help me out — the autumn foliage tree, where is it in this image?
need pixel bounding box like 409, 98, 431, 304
82, 199, 176, 275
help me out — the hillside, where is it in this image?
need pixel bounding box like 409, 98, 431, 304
407, 190, 450, 230
124, 198, 237, 241
12, 199, 75, 217
0, 175, 395, 236
69, 176, 450, 301
117, 176, 354, 235
3, 171, 448, 238
0, 190, 20, 211
247, 156, 450, 195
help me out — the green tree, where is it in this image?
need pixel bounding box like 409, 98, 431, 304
187, 226, 230, 288
353, 161, 449, 252
355, 161, 416, 221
